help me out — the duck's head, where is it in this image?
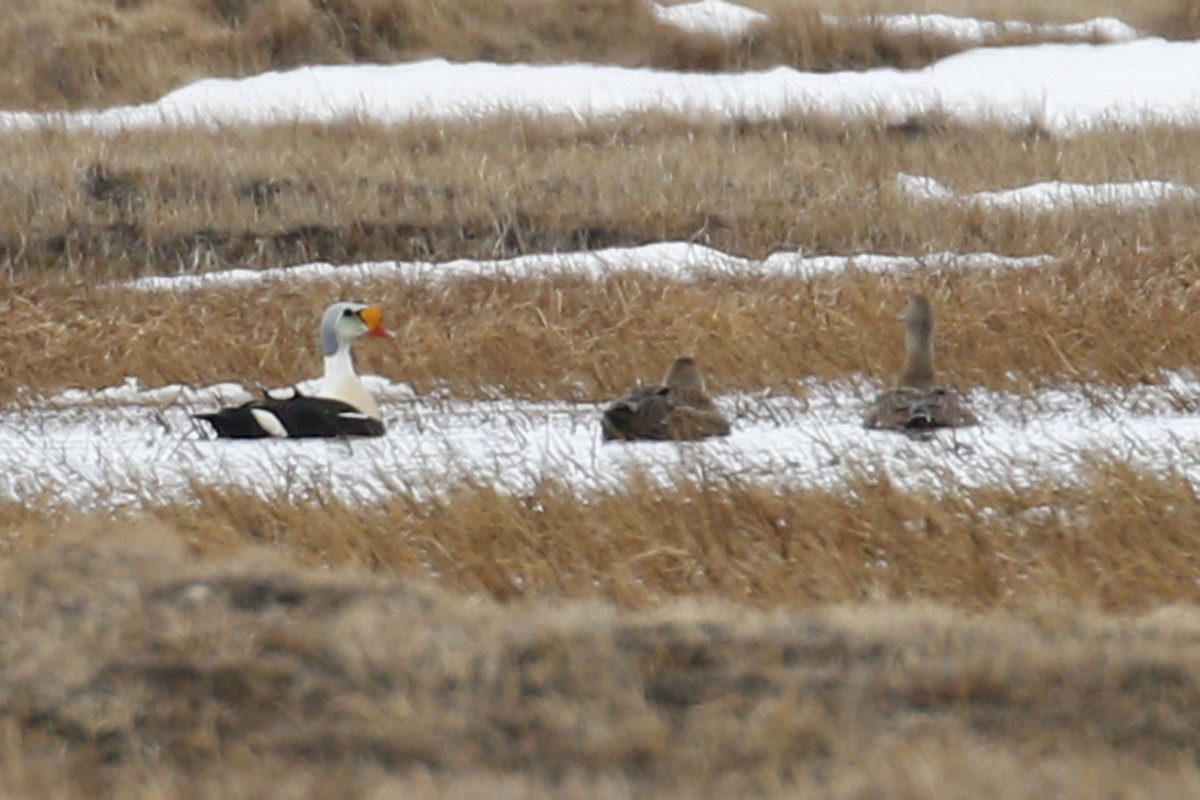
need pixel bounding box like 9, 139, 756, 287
663, 356, 705, 393
321, 302, 393, 356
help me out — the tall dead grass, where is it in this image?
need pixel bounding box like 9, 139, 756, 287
0, 461, 1192, 612
4, 529, 1200, 797
2, 0, 1181, 111
5, 251, 1200, 404
2, 116, 1200, 278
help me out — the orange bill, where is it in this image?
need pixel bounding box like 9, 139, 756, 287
358, 305, 394, 338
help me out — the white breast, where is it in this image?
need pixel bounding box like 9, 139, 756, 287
318, 373, 381, 419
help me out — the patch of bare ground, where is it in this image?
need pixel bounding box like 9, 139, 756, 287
5, 249, 1200, 403
3, 528, 1200, 797
2, 0, 1181, 112
3, 117, 1200, 278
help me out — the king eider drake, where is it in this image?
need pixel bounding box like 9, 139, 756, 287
194, 302, 393, 439
602, 357, 732, 442
863, 293, 977, 434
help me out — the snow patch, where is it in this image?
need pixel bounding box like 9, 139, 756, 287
7, 376, 1200, 509
650, 0, 767, 37
897, 173, 1200, 211
823, 13, 1141, 44
121, 243, 1056, 292
647, 2, 1141, 43
2, 37, 1196, 137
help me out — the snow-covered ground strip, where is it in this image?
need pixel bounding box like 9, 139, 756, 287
121, 243, 1056, 292
1, 37, 1195, 137
7, 375, 1200, 508
651, 1, 1139, 43
897, 174, 1200, 211
821, 12, 1141, 44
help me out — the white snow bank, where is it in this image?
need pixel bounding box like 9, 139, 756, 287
896, 173, 1200, 211
2, 37, 1197, 137
8, 375, 1200, 509
121, 242, 1055, 292
822, 13, 1141, 44
650, 1, 1140, 43
650, 0, 767, 36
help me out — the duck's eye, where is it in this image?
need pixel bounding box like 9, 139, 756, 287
342, 308, 356, 317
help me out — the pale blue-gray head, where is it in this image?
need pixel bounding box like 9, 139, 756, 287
320, 301, 392, 357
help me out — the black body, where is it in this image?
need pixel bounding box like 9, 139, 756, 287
194, 391, 385, 439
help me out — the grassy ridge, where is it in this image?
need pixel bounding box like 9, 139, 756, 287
4, 531, 1200, 798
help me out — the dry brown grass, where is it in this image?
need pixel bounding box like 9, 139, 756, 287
6, 250, 1200, 404
1, 462, 1195, 613
2, 114, 1200, 275
137, 462, 1200, 611
3, 0, 1180, 112
4, 529, 1200, 798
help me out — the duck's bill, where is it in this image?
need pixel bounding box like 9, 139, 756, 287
358, 306, 395, 337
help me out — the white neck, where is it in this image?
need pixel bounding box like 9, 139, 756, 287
317, 344, 381, 419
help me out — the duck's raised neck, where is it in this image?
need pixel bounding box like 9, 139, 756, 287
897, 294, 937, 390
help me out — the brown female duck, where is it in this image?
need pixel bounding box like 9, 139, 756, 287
864, 293, 977, 433
602, 357, 732, 442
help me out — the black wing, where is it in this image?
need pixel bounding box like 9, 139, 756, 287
194, 395, 385, 439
